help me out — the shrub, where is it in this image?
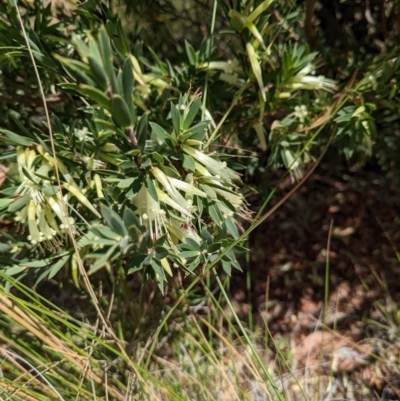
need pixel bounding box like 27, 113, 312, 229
1, 0, 400, 289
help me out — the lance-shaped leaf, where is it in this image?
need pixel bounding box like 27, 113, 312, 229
88, 56, 108, 90
252, 120, 267, 151
160, 257, 173, 277
63, 182, 101, 218
122, 57, 134, 109
247, 0, 274, 22
229, 10, 266, 49
246, 42, 266, 101
111, 94, 132, 127
98, 25, 113, 79
77, 85, 110, 109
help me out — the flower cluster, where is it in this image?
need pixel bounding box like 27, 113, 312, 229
286, 64, 337, 92
11, 146, 98, 249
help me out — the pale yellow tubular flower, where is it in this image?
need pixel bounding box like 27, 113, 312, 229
214, 187, 252, 221
245, 23, 266, 50
193, 161, 212, 177
182, 145, 241, 182
44, 204, 62, 234
40, 151, 78, 187
94, 174, 104, 198
152, 167, 207, 199
218, 73, 243, 87
27, 200, 41, 245
216, 202, 235, 219
98, 152, 122, 166
63, 182, 101, 218
130, 55, 146, 85
45, 194, 68, 227
35, 162, 53, 178
167, 176, 207, 198
246, 42, 266, 101
165, 219, 201, 244
132, 184, 167, 239
25, 148, 36, 170
40, 218, 57, 243
15, 147, 47, 205
287, 73, 337, 92
206, 59, 241, 75
160, 257, 173, 277
152, 167, 190, 210
16, 147, 26, 174
281, 149, 303, 182
101, 143, 120, 153
213, 187, 244, 208
155, 187, 193, 218
143, 75, 171, 89
247, 0, 274, 22
15, 204, 28, 223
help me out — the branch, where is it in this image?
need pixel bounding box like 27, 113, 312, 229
0, 92, 67, 106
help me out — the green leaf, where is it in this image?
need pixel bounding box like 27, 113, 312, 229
230, 14, 244, 32
207, 242, 221, 253
0, 243, 11, 253
179, 250, 199, 258
150, 122, 177, 147
117, 178, 135, 188
183, 98, 201, 130
181, 121, 208, 142
0, 129, 33, 146
145, 176, 158, 202
24, 259, 50, 268
100, 204, 128, 237
186, 238, 201, 250
225, 217, 239, 239
122, 57, 133, 109
110, 69, 119, 96
185, 40, 197, 65
155, 246, 168, 260
201, 184, 217, 199
78, 85, 110, 109
99, 25, 113, 78
8, 196, 30, 213
116, 20, 131, 55
88, 56, 108, 90
48, 253, 70, 279
123, 207, 140, 228
55, 55, 96, 85
42, 186, 59, 196
246, 42, 265, 101
221, 259, 232, 275
0, 199, 13, 212
5, 266, 26, 276
151, 152, 164, 165
111, 94, 132, 127
88, 244, 119, 275
208, 203, 223, 226
171, 103, 181, 135
182, 153, 195, 171
137, 114, 148, 151
91, 225, 120, 241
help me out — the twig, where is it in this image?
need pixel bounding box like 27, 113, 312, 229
0, 91, 67, 106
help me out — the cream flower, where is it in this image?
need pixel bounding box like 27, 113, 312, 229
181, 144, 241, 182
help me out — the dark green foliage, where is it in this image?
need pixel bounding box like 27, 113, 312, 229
1, 0, 400, 288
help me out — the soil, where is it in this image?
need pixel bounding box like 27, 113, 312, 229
228, 165, 400, 399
